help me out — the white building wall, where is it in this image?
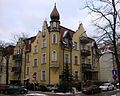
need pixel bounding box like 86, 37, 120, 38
99, 52, 115, 82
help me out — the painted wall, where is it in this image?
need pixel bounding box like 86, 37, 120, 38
99, 52, 115, 82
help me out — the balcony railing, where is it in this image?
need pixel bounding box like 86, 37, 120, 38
81, 49, 91, 56
81, 63, 92, 72
80, 37, 89, 44
13, 54, 22, 60
12, 67, 21, 72
50, 64, 59, 68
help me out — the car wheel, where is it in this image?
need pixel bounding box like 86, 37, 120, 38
4, 91, 8, 94
112, 87, 114, 90
20, 90, 25, 94
91, 90, 94, 94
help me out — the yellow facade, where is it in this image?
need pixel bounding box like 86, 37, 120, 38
9, 39, 25, 84
8, 5, 100, 86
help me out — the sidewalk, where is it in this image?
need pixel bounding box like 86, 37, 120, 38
29, 91, 82, 96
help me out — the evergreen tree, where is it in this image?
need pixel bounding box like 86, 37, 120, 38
59, 63, 73, 93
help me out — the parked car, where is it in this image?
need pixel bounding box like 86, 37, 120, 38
0, 84, 9, 93
25, 93, 48, 96
51, 86, 59, 92
99, 83, 115, 91
116, 83, 119, 89
3, 85, 28, 94
82, 84, 101, 94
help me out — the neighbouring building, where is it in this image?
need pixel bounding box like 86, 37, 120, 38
0, 45, 15, 84
0, 47, 3, 84
1, 5, 100, 87
98, 43, 118, 83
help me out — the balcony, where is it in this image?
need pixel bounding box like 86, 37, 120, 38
12, 67, 21, 72
13, 54, 22, 60
81, 49, 91, 56
25, 44, 31, 52
81, 63, 92, 72
50, 64, 59, 68
80, 37, 89, 44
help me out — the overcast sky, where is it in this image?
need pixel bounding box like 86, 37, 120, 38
0, 0, 94, 42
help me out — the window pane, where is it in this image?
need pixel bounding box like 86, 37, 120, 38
34, 59, 37, 67
52, 34, 57, 44
42, 38, 46, 48
41, 71, 46, 80
34, 46, 38, 53
52, 51, 57, 61
42, 54, 46, 64
53, 22, 56, 28
74, 42, 77, 50
75, 56, 78, 64
26, 67, 29, 75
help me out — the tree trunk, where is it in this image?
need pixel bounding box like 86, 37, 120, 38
112, 0, 120, 89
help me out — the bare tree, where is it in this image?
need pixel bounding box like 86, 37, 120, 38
0, 40, 13, 48
84, 0, 120, 88
11, 32, 29, 44
0, 40, 15, 84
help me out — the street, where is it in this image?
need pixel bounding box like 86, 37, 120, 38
80, 90, 120, 96
0, 89, 120, 96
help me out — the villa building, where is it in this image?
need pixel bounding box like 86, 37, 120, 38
0, 5, 100, 87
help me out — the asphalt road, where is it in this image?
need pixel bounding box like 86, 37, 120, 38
80, 89, 120, 96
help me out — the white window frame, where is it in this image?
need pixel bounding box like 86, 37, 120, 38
33, 59, 37, 67
52, 50, 57, 61
52, 34, 57, 44
74, 42, 79, 50
42, 28, 46, 37
41, 70, 46, 81
34, 45, 38, 53
26, 66, 29, 75
41, 53, 46, 64
53, 22, 57, 28
42, 38, 46, 48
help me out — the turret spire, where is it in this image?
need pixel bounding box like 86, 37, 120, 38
50, 3, 60, 21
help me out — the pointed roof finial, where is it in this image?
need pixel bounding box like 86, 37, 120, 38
54, 3, 56, 7
50, 3, 60, 20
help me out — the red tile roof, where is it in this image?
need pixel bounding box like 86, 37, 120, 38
59, 26, 75, 41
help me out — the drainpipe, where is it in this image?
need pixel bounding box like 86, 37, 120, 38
49, 33, 50, 84
6, 55, 9, 85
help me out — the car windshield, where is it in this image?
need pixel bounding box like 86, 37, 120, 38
21, 86, 25, 88
102, 83, 110, 86
8, 86, 13, 88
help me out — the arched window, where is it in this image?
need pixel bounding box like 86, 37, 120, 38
41, 53, 46, 64
42, 38, 46, 48
52, 34, 57, 44
74, 71, 78, 80
52, 50, 57, 61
